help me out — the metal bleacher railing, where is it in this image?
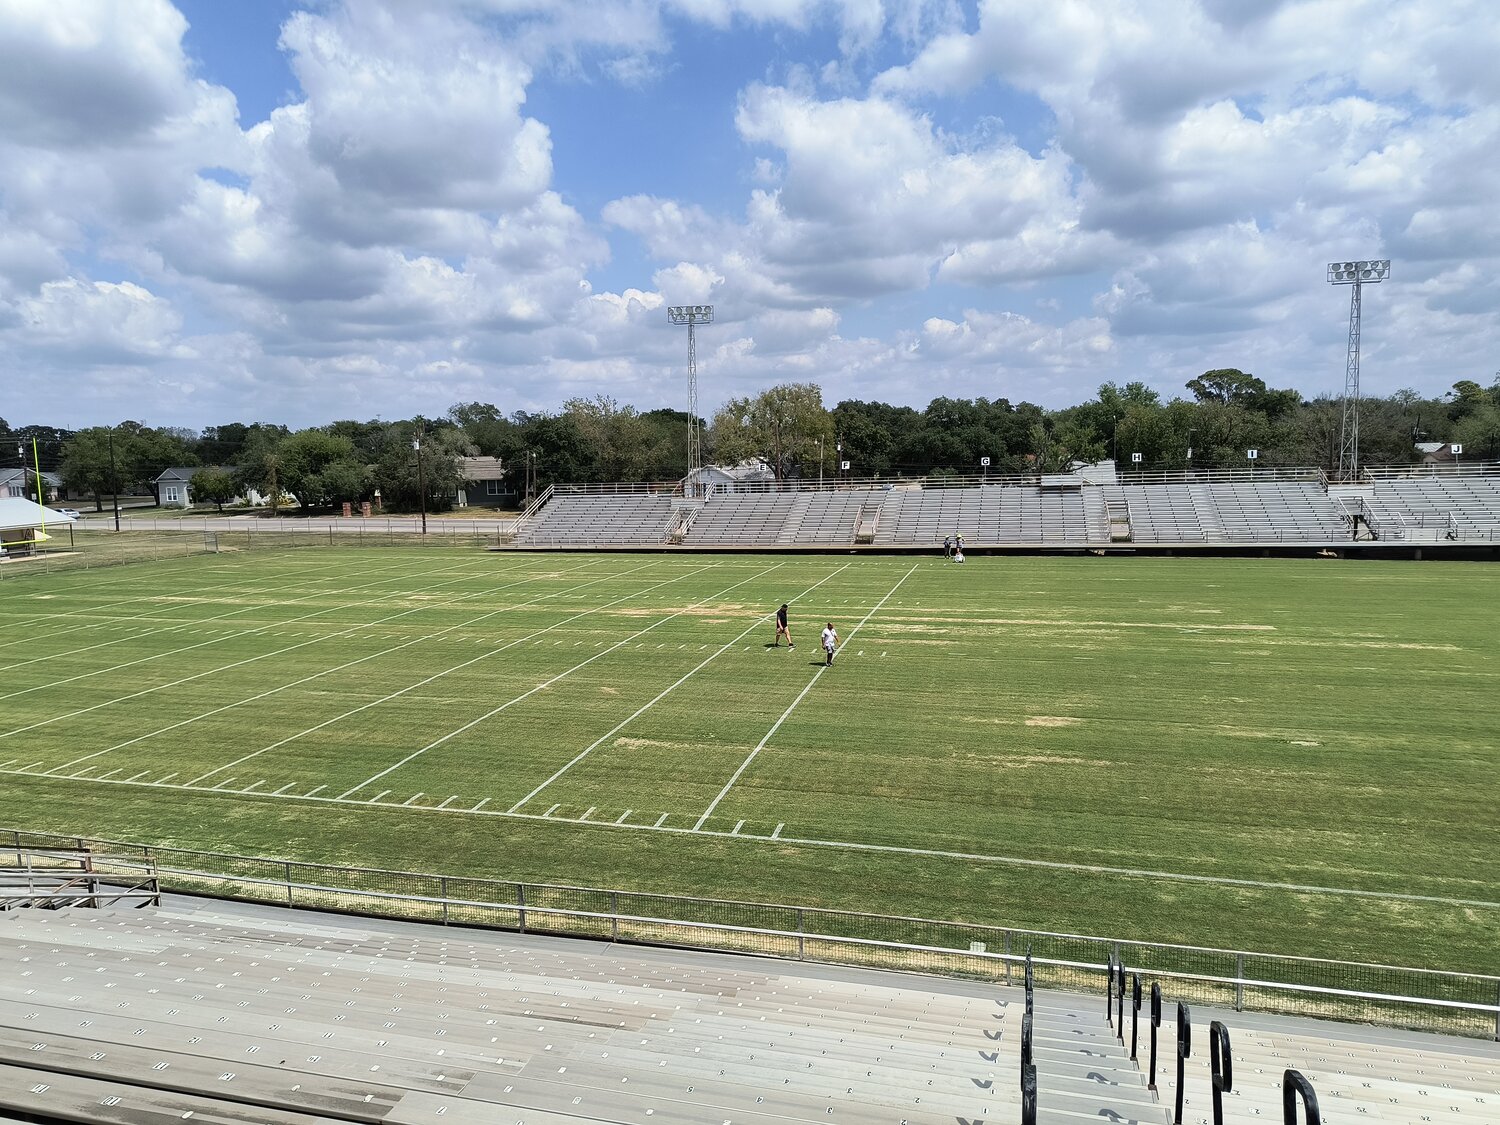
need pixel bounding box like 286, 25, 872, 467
1, 847, 161, 911
7, 829, 1496, 1041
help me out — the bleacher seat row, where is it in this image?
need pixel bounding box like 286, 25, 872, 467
508, 475, 1491, 547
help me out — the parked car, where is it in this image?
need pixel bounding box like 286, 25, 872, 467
57, 508, 81, 519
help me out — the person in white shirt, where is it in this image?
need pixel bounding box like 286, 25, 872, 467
820, 622, 838, 666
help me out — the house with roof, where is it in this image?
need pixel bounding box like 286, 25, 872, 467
455, 456, 510, 508
684, 459, 776, 493
152, 466, 262, 509
0, 467, 62, 504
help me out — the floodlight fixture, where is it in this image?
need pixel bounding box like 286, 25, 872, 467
667, 304, 714, 488
1328, 259, 1390, 482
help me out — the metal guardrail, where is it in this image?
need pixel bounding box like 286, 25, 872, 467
4, 829, 1496, 1039
0, 847, 161, 910
1361, 460, 1500, 480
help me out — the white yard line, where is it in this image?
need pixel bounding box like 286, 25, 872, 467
692, 564, 917, 830
47, 558, 606, 777
508, 562, 845, 812
0, 554, 442, 675
9, 757, 1493, 910
0, 553, 361, 652
334, 563, 764, 800
184, 560, 682, 787
0, 556, 487, 714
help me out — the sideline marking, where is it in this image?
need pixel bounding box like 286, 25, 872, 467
693, 565, 917, 830
509, 562, 853, 812
178, 560, 659, 786
335, 563, 763, 800
0, 555, 459, 689
0, 558, 495, 738
44, 558, 607, 777
12, 758, 1495, 911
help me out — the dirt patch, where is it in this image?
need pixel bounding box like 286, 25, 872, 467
613, 737, 733, 753
1026, 716, 1083, 728
611, 605, 748, 618
882, 614, 1273, 632
600, 687, 619, 695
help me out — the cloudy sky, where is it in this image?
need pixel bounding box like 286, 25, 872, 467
2, 0, 1497, 431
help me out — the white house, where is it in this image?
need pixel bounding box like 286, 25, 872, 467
0, 467, 63, 503
683, 459, 776, 493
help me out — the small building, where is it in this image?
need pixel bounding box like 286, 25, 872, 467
456, 456, 510, 508
1415, 441, 1457, 466
0, 467, 63, 503
0, 497, 76, 557
152, 466, 261, 508
684, 459, 776, 493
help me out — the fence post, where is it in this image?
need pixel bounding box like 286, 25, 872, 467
796, 908, 805, 959
611, 892, 619, 941
517, 884, 527, 933
440, 877, 449, 925
284, 861, 293, 907
1235, 953, 1245, 1011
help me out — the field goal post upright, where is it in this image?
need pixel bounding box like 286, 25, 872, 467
668, 304, 714, 496
1328, 259, 1389, 482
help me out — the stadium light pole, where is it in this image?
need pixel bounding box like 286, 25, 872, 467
667, 304, 713, 494
1328, 259, 1390, 482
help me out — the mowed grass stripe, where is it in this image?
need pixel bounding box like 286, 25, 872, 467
44, 557, 609, 778
178, 559, 667, 786
0, 552, 487, 674
335, 562, 775, 799
14, 558, 663, 779
517, 562, 918, 826
0, 551, 368, 648
0, 555, 495, 721
0, 551, 1496, 971
507, 562, 852, 813
693, 564, 918, 829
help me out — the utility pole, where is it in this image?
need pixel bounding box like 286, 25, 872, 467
107, 427, 121, 532
412, 436, 427, 536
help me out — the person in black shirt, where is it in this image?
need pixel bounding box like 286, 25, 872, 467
774, 603, 794, 649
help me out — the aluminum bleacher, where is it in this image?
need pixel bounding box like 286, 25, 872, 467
775, 488, 883, 545
515, 493, 673, 546
4, 899, 1495, 1124
504, 468, 1500, 549
1366, 476, 1500, 540
684, 492, 798, 545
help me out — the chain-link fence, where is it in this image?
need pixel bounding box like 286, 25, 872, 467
5, 828, 1496, 1040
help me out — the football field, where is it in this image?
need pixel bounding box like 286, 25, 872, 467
2, 546, 1497, 972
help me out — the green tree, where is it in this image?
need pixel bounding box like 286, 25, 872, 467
190, 467, 239, 512
711, 383, 833, 481
60, 428, 124, 511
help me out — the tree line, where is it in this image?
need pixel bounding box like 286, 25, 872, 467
5, 371, 1497, 513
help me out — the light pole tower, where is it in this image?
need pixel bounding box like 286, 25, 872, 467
667, 304, 713, 490
1327, 259, 1390, 482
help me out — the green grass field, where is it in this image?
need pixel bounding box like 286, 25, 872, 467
1, 546, 1497, 973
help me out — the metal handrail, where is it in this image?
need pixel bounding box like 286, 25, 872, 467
97, 863, 1500, 1023
6, 832, 1495, 983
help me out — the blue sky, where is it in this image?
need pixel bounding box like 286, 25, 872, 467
1, 0, 1497, 430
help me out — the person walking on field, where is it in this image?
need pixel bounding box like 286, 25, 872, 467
943, 534, 953, 559
821, 622, 839, 667
774, 603, 794, 649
